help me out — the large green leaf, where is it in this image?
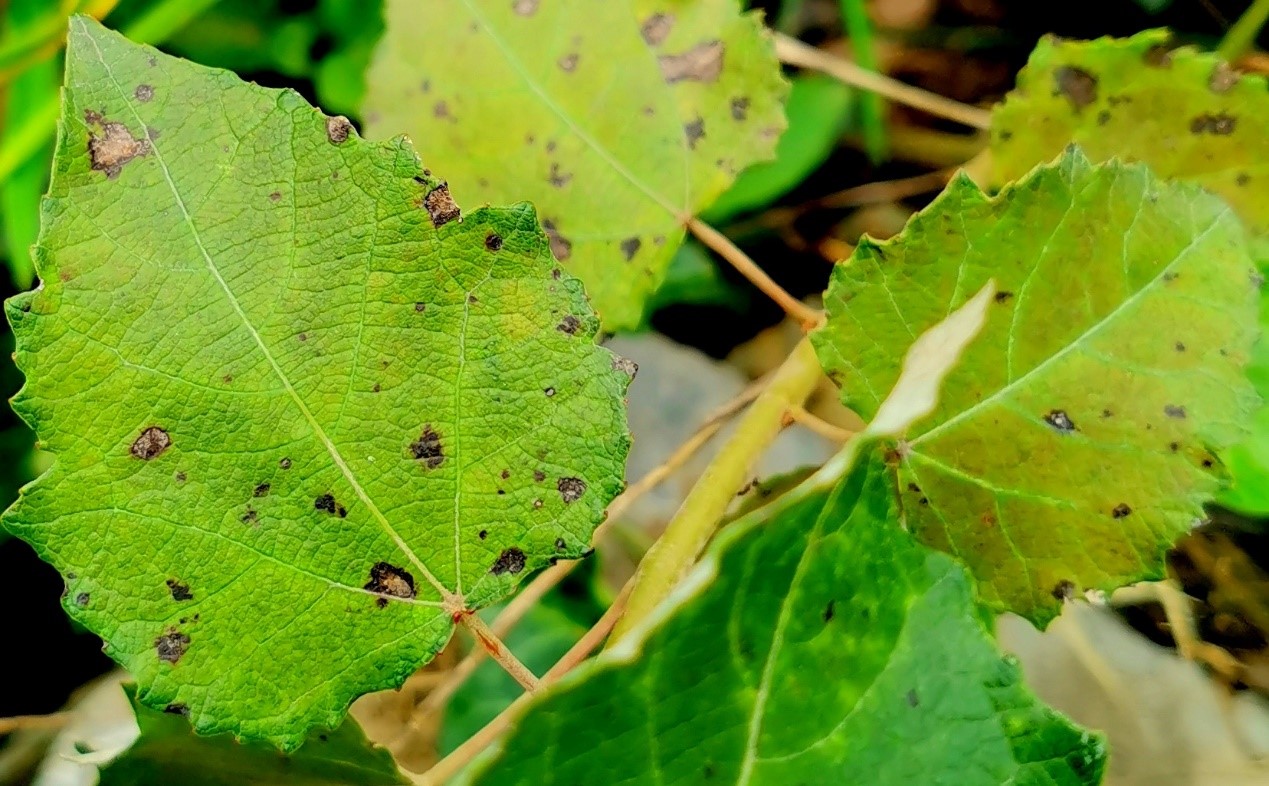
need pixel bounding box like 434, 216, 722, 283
472, 448, 1105, 785
2, 17, 630, 748
362, 0, 787, 330
812, 148, 1258, 624
991, 30, 1269, 264
99, 686, 406, 785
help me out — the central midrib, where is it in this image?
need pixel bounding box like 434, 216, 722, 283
85, 24, 450, 601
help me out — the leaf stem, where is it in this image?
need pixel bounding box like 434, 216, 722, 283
0, 712, 70, 734
773, 32, 992, 130
456, 613, 540, 692
607, 337, 825, 644
785, 404, 856, 442
1218, 0, 1269, 62
687, 218, 822, 329
838, 0, 888, 162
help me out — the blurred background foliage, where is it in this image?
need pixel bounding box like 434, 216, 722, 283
2, 0, 1269, 775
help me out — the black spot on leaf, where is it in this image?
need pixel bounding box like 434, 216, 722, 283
906, 689, 919, 708
279, 457, 292, 470
164, 704, 189, 716
131, 427, 171, 460
325, 116, 353, 144
485, 233, 503, 251
684, 117, 705, 149
548, 163, 573, 188
423, 183, 461, 226
557, 53, 578, 72
557, 477, 586, 503
1190, 113, 1237, 135
1052, 580, 1076, 600
85, 112, 150, 178
994, 291, 1014, 304
253, 483, 270, 497
364, 562, 416, 607
491, 548, 527, 575
1164, 404, 1187, 419
134, 84, 154, 102
410, 425, 445, 469
542, 219, 572, 260
1053, 66, 1097, 110
314, 493, 347, 517
620, 237, 641, 261
155, 629, 190, 663
166, 579, 193, 601
822, 600, 835, 622
1044, 410, 1076, 433
557, 315, 581, 334
74, 592, 90, 607
1112, 503, 1132, 518
613, 356, 638, 377
730, 97, 749, 120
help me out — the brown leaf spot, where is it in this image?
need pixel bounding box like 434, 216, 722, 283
485, 233, 503, 251
612, 356, 638, 377
279, 457, 292, 470
490, 547, 527, 575
620, 237, 641, 261
557, 315, 581, 334
326, 116, 353, 144
1164, 404, 1187, 419
993, 291, 1014, 304
134, 84, 154, 102
166, 579, 193, 601
164, 704, 189, 716
512, 0, 538, 15
542, 219, 572, 260
1044, 410, 1076, 434
659, 41, 724, 83
424, 184, 461, 227
1190, 113, 1237, 135
269, 191, 282, 202
87, 114, 151, 179
558, 53, 578, 72
364, 562, 416, 607
730, 97, 749, 121
554, 537, 567, 552
548, 163, 573, 188
533, 498, 544, 509
314, 493, 347, 518
131, 427, 171, 460
557, 476, 586, 503
1112, 503, 1132, 518
410, 425, 445, 469
1052, 580, 1076, 600
1144, 44, 1174, 67
478, 529, 488, 539
640, 13, 673, 46
155, 629, 190, 663
1053, 66, 1097, 110
241, 507, 258, 525
684, 117, 705, 149
74, 592, 90, 607
253, 483, 270, 497
533, 469, 546, 482
433, 101, 450, 119
1209, 62, 1239, 93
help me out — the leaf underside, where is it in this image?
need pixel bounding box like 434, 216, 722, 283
473, 449, 1106, 786
362, 0, 787, 330
3, 17, 629, 747
813, 148, 1258, 625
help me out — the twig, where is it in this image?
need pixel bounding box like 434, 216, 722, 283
687, 218, 822, 329
1218, 0, 1269, 61
415, 581, 635, 786
608, 338, 825, 643
773, 33, 992, 130
0, 712, 70, 735
785, 405, 855, 442
390, 378, 768, 755
455, 613, 539, 692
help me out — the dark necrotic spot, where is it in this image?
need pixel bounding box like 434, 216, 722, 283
1112, 503, 1132, 519
554, 537, 566, 552
414, 302, 427, 313
164, 704, 189, 716
620, 237, 641, 261
612, 356, 638, 377
730, 97, 749, 121
1144, 44, 1174, 67
315, 493, 346, 517
478, 529, 488, 539
557, 315, 581, 334
491, 547, 527, 575
174, 471, 187, 483
542, 218, 572, 260
557, 477, 586, 503
1044, 410, 1076, 434
155, 630, 190, 663
86, 114, 151, 179
1053, 66, 1098, 110
544, 386, 556, 397
485, 233, 503, 251
1052, 579, 1076, 600
134, 84, 154, 102
822, 600, 835, 622
1175, 341, 1186, 352
166, 579, 193, 601
131, 426, 171, 460
558, 53, 578, 72
433, 101, 451, 119
410, 425, 445, 469
501, 469, 511, 480
241, 507, 258, 525
641, 13, 673, 46
254, 483, 270, 497
364, 562, 416, 607
1190, 112, 1237, 135
326, 116, 353, 144
424, 183, 461, 227
280, 457, 292, 470
994, 291, 1014, 304
533, 498, 544, 509
74, 592, 90, 607
269, 191, 282, 202
533, 469, 546, 482
548, 162, 572, 187
1164, 404, 1186, 419
659, 40, 724, 83
684, 117, 705, 149
1209, 62, 1239, 93
906, 689, 919, 708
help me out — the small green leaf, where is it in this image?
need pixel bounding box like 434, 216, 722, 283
813, 148, 1258, 624
362, 0, 788, 330
991, 30, 1269, 264
99, 686, 406, 786
472, 449, 1105, 786
3, 17, 630, 747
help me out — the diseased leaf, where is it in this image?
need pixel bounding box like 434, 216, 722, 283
812, 148, 1258, 624
362, 0, 787, 330
99, 686, 406, 786
472, 449, 1106, 786
2, 18, 630, 747
991, 30, 1269, 264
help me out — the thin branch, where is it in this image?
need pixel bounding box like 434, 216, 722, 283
687, 218, 822, 329
785, 405, 855, 442
773, 33, 992, 130
609, 338, 825, 644
0, 712, 70, 735
455, 613, 540, 692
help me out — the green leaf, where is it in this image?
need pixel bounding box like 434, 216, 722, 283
702, 74, 853, 222
472, 448, 1106, 786
362, 0, 788, 330
812, 148, 1258, 624
644, 239, 750, 317
2, 17, 630, 748
991, 30, 1269, 264
99, 686, 407, 786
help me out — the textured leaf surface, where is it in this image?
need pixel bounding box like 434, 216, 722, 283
362, 0, 787, 330
991, 30, 1269, 263
472, 449, 1105, 786
99, 687, 406, 786
2, 18, 629, 747
813, 149, 1258, 624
